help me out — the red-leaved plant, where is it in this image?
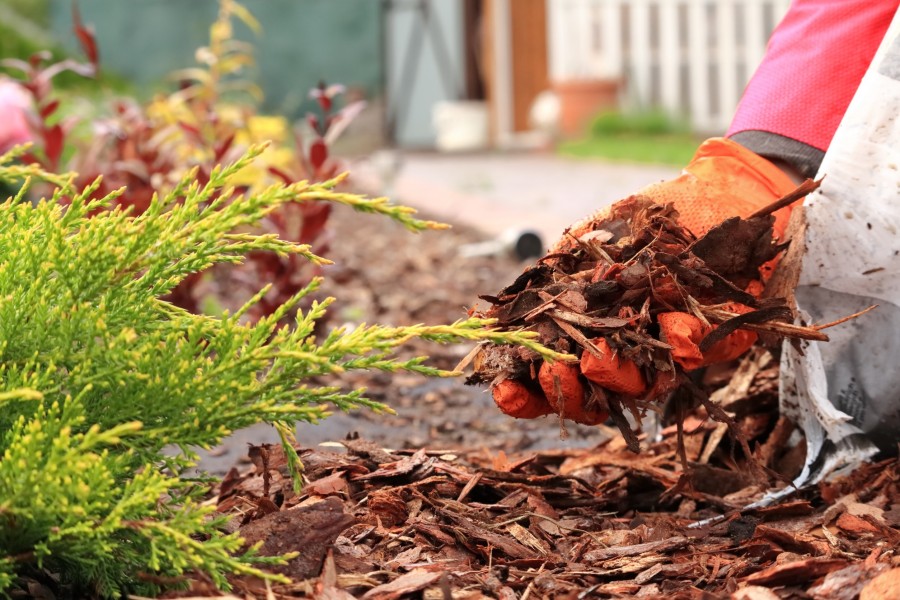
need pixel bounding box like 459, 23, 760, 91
2, 1, 365, 320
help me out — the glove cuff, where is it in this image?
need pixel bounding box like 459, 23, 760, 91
728, 130, 824, 180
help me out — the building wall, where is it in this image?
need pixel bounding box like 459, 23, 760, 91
384, 0, 465, 148
49, 0, 383, 118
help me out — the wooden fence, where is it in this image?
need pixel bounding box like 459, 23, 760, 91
547, 0, 791, 133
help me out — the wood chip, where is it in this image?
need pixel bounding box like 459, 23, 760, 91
860, 568, 900, 600
742, 558, 849, 587
584, 536, 689, 562
360, 568, 444, 600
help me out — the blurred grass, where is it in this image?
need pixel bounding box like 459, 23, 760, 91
559, 110, 702, 166
1, 0, 49, 25
0, 2, 56, 59
0, 2, 131, 93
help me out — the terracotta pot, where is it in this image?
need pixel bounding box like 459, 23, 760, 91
553, 79, 620, 137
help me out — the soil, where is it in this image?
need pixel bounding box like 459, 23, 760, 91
197, 203, 603, 475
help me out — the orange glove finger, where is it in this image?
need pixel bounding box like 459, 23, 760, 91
658, 312, 757, 370
492, 379, 554, 419
580, 338, 647, 396
703, 329, 757, 364
538, 361, 607, 425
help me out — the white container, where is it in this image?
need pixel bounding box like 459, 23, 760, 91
432, 101, 490, 152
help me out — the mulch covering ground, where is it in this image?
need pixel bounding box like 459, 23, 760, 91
192, 411, 900, 600
180, 199, 899, 600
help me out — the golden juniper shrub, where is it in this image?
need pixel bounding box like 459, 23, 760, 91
0, 145, 565, 597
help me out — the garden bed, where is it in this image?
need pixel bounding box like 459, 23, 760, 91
181, 204, 900, 600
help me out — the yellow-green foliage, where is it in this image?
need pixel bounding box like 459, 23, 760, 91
0, 145, 561, 597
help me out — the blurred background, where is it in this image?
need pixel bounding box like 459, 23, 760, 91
0, 0, 789, 268
30, 0, 791, 142
1, 0, 791, 241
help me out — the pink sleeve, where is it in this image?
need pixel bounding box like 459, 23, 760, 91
727, 0, 899, 153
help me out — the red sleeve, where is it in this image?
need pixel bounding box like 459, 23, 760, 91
727, 0, 899, 153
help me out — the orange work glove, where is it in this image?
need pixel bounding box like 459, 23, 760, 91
564, 137, 799, 247
492, 138, 801, 423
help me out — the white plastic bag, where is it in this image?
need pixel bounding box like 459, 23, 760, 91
780, 8, 900, 489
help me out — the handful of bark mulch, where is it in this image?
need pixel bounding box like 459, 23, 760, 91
468, 182, 827, 451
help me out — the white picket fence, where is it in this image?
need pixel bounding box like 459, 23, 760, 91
547, 0, 791, 133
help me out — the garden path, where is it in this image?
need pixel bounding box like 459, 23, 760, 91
354, 150, 679, 245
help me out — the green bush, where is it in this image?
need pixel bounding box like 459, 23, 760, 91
559, 110, 700, 166
589, 110, 690, 137
0, 146, 559, 597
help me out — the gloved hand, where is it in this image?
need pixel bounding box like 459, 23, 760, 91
493, 138, 801, 424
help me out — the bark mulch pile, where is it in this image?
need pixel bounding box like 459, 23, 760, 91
194, 405, 900, 600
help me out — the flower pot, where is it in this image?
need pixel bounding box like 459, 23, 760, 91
553, 79, 620, 137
